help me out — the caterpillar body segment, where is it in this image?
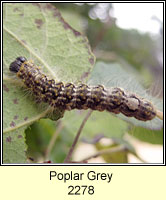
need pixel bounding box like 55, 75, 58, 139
9, 57, 157, 121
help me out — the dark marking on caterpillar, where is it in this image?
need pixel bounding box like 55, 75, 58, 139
9, 57, 157, 121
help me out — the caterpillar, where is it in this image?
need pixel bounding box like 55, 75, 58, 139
9, 56, 158, 121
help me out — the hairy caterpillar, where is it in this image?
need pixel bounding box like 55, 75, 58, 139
9, 57, 158, 121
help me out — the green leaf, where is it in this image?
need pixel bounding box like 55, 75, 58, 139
128, 127, 163, 145
3, 128, 27, 163
96, 143, 128, 163
59, 9, 84, 32
88, 61, 163, 130
3, 3, 95, 163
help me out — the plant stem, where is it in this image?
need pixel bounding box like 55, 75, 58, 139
79, 145, 127, 163
45, 121, 64, 160
64, 110, 93, 163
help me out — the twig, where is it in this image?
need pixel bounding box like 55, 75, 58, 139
80, 145, 147, 163
64, 110, 93, 163
44, 121, 64, 160
79, 145, 127, 163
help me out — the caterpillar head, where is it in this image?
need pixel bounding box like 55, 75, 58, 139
9, 57, 27, 73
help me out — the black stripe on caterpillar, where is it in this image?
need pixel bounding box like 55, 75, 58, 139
9, 57, 157, 121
